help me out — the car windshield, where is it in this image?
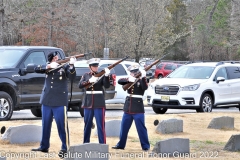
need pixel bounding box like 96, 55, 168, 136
167, 65, 215, 79
0, 49, 25, 68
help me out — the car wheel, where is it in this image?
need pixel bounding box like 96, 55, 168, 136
79, 103, 84, 117
0, 91, 13, 121
197, 93, 213, 112
31, 108, 42, 117
152, 107, 167, 114
158, 74, 163, 79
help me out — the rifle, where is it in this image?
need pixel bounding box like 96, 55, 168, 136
122, 53, 170, 91
47, 52, 92, 73
85, 56, 129, 89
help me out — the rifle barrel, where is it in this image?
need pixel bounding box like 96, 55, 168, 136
84, 56, 129, 89
122, 53, 170, 90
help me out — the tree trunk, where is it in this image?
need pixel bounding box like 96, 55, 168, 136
0, 0, 4, 45
230, 0, 240, 59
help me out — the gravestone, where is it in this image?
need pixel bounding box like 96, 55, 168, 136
152, 138, 189, 157
208, 116, 234, 129
64, 143, 109, 160
1, 125, 42, 144
156, 119, 183, 134
94, 120, 121, 137
224, 134, 240, 151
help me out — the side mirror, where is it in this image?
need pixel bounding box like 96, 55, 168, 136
216, 77, 225, 84
19, 64, 36, 76
26, 63, 36, 73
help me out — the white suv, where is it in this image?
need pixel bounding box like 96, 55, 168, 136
75, 59, 147, 104
148, 62, 240, 114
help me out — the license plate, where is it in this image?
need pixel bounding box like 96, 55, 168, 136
161, 96, 170, 102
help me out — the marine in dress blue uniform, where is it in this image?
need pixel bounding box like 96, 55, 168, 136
31, 52, 76, 156
78, 58, 110, 144
112, 64, 150, 151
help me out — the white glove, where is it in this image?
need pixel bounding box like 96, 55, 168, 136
50, 62, 59, 68
128, 76, 136, 82
89, 76, 98, 83
104, 68, 110, 76
69, 57, 76, 65
140, 70, 146, 78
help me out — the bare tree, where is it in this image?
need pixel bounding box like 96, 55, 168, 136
0, 0, 3, 45
230, 0, 240, 59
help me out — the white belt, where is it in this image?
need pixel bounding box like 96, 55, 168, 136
86, 91, 103, 94
127, 94, 143, 98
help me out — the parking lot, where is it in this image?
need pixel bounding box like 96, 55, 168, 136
10, 104, 239, 120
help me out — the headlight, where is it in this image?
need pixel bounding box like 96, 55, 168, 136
182, 84, 200, 91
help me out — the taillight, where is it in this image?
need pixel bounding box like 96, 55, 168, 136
111, 74, 116, 86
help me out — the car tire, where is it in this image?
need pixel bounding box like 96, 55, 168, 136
31, 108, 42, 117
158, 74, 163, 79
0, 91, 14, 121
152, 107, 167, 114
197, 93, 213, 112
79, 103, 84, 117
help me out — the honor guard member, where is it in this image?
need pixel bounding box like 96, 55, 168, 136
112, 64, 150, 151
32, 51, 76, 158
78, 58, 110, 144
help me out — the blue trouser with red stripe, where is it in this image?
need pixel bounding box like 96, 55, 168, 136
40, 105, 69, 151
116, 113, 150, 150
84, 108, 106, 144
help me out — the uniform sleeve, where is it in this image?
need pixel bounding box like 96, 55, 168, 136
34, 64, 47, 73
79, 73, 90, 89
118, 78, 128, 85
139, 77, 148, 90
64, 64, 76, 80
103, 75, 110, 88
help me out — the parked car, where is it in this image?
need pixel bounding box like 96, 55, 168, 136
154, 62, 183, 78
0, 46, 116, 120
75, 59, 148, 104
149, 61, 240, 114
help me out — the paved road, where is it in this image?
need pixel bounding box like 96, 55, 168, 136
9, 104, 239, 121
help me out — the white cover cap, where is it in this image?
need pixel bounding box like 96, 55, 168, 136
87, 58, 101, 65
127, 64, 140, 71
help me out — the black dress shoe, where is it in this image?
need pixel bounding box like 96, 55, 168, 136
112, 146, 124, 150
31, 147, 48, 153
58, 150, 67, 159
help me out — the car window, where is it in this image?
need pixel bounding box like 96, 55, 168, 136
100, 64, 113, 73
157, 64, 164, 69
214, 67, 228, 81
23, 51, 46, 67
226, 67, 240, 79
168, 66, 215, 79
172, 65, 177, 70
112, 64, 127, 76
124, 64, 131, 68
0, 49, 25, 68
164, 64, 173, 70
